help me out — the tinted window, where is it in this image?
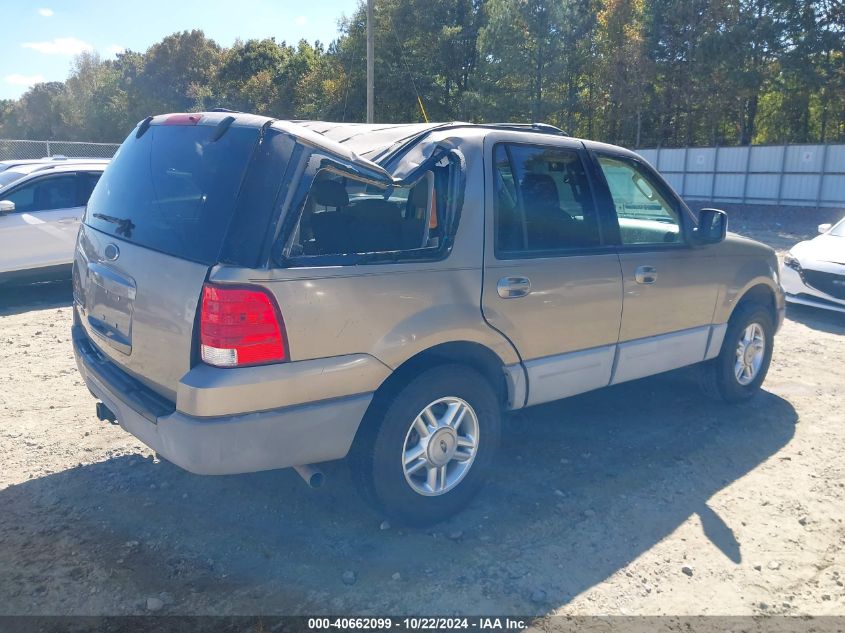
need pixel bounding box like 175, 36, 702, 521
494, 144, 600, 255
85, 125, 259, 264
597, 156, 681, 245
4, 175, 77, 213
288, 170, 435, 257
78, 172, 102, 205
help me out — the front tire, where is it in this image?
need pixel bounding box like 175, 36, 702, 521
699, 303, 774, 402
353, 365, 501, 526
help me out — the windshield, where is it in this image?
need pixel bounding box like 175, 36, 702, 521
85, 124, 260, 264
829, 218, 845, 237
0, 170, 29, 189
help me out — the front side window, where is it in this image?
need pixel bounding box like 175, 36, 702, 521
597, 156, 682, 246
4, 175, 78, 213
286, 169, 441, 260
494, 143, 600, 256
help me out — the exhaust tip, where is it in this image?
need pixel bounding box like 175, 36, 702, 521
293, 464, 324, 488
309, 471, 325, 488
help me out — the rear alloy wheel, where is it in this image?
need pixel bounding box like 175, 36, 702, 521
402, 396, 480, 496
699, 303, 774, 402
354, 365, 501, 525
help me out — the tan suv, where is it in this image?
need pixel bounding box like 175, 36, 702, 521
72, 113, 785, 524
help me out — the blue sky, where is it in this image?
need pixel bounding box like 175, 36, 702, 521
1, 0, 360, 100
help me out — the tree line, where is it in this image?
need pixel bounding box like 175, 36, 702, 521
1, 0, 842, 148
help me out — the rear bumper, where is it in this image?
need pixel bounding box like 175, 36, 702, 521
72, 325, 374, 475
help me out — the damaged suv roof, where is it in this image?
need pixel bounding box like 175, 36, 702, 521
140, 113, 627, 183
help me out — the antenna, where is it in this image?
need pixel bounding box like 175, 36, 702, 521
366, 0, 374, 123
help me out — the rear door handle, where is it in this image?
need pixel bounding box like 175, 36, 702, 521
497, 276, 531, 298
635, 265, 658, 284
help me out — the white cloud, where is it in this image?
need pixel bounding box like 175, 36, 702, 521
38, 7, 54, 17
4, 73, 46, 87
22, 37, 93, 56
294, 15, 307, 26
105, 44, 125, 57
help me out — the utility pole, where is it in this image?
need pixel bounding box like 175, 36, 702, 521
366, 0, 374, 123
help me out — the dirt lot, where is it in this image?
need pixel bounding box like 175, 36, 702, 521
1, 209, 843, 618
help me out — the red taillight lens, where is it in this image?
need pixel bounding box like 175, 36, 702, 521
200, 283, 287, 367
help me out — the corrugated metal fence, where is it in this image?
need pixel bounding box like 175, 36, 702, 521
2, 137, 843, 209
636, 144, 845, 208
0, 139, 120, 161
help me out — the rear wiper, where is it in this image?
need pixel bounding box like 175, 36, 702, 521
93, 213, 135, 237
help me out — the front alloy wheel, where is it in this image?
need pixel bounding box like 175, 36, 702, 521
698, 302, 774, 402
734, 323, 766, 386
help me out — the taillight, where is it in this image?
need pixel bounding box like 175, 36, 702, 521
200, 283, 287, 367
163, 113, 202, 125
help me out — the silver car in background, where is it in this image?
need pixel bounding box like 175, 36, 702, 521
0, 159, 107, 284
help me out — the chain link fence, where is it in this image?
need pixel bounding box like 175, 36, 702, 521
0, 139, 120, 161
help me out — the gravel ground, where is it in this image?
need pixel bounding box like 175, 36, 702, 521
0, 208, 843, 617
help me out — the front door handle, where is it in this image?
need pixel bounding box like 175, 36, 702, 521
635, 265, 658, 284
497, 276, 531, 298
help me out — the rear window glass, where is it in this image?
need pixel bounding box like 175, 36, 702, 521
85, 124, 259, 264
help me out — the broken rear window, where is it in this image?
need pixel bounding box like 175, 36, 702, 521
284, 169, 441, 261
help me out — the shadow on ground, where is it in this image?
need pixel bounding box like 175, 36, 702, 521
0, 367, 797, 615
0, 279, 72, 316
785, 302, 845, 335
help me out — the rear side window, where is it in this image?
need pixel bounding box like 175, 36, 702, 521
285, 169, 440, 260
494, 143, 600, 256
78, 172, 101, 205
85, 124, 260, 264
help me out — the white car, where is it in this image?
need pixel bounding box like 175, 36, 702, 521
0, 161, 107, 285
782, 217, 845, 314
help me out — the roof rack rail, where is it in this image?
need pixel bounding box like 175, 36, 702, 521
481, 122, 568, 136
210, 107, 240, 113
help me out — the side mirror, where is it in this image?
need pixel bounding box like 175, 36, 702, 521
0, 200, 15, 214
818, 223, 832, 234
693, 208, 727, 245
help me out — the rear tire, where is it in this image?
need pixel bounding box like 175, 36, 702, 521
698, 303, 774, 403
351, 365, 501, 526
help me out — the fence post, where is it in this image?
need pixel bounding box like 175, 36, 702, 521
741, 145, 752, 204
776, 145, 788, 206
45, 140, 51, 157
815, 144, 829, 209
680, 147, 689, 198
710, 144, 720, 203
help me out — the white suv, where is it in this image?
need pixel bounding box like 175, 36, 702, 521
0, 160, 107, 284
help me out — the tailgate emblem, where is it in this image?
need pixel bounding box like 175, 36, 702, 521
104, 244, 120, 261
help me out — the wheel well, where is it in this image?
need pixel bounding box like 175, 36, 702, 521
375, 342, 508, 407
733, 284, 777, 323
350, 342, 509, 458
